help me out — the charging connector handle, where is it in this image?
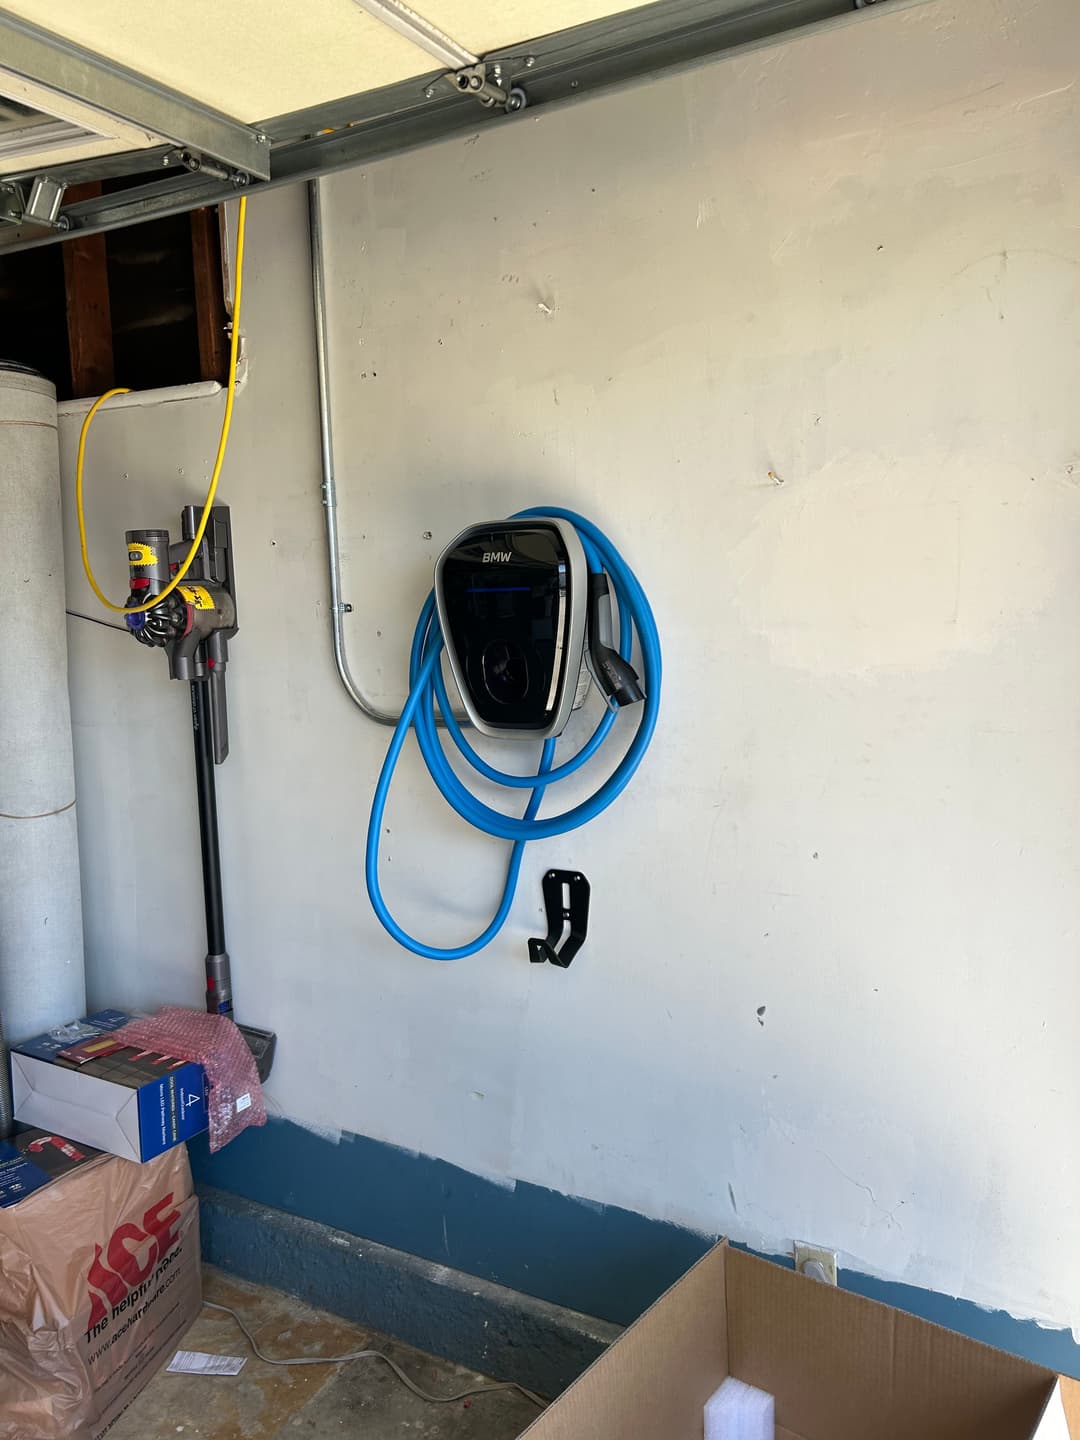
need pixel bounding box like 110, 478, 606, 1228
587, 571, 645, 708
365, 508, 660, 959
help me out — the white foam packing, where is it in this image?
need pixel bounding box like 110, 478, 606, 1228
704, 1376, 775, 1440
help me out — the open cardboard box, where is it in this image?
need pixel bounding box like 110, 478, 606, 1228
521, 1242, 1080, 1440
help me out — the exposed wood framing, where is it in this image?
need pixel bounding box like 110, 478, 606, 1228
189, 206, 228, 384
61, 182, 114, 396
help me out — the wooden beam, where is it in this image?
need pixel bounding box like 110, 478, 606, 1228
189, 207, 228, 384
61, 182, 114, 398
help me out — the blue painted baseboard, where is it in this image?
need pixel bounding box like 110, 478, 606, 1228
189, 1117, 1080, 1380
198, 1185, 620, 1397
188, 1118, 706, 1325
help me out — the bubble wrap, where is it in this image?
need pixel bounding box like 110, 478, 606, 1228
113, 1006, 266, 1152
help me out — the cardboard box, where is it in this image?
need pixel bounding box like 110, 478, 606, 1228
521, 1242, 1079, 1440
0, 1124, 105, 1208
0, 1143, 200, 1440
11, 1010, 208, 1162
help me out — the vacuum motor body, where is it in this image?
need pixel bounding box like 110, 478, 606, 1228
124, 505, 238, 764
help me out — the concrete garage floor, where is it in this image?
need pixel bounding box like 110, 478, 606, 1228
110, 1267, 542, 1440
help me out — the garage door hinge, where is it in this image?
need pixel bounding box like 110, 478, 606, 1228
0, 177, 68, 231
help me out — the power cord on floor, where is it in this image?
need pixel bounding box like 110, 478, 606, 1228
203, 1301, 546, 1409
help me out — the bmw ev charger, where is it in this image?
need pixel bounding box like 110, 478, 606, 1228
365, 508, 660, 960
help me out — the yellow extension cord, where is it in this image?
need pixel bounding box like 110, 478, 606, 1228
76, 194, 248, 615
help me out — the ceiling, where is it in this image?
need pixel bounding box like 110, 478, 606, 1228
0, 0, 920, 251
0, 0, 656, 124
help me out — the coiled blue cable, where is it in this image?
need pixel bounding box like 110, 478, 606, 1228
365, 507, 661, 958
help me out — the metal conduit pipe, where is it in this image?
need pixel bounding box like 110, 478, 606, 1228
308, 179, 464, 727
309, 179, 398, 726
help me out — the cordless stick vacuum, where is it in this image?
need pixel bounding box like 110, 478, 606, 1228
124, 506, 276, 1081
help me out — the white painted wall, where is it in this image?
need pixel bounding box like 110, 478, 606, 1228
60, 0, 1080, 1333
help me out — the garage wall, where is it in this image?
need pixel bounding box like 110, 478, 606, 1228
60, 0, 1080, 1338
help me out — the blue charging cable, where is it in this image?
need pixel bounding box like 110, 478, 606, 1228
365, 507, 661, 958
